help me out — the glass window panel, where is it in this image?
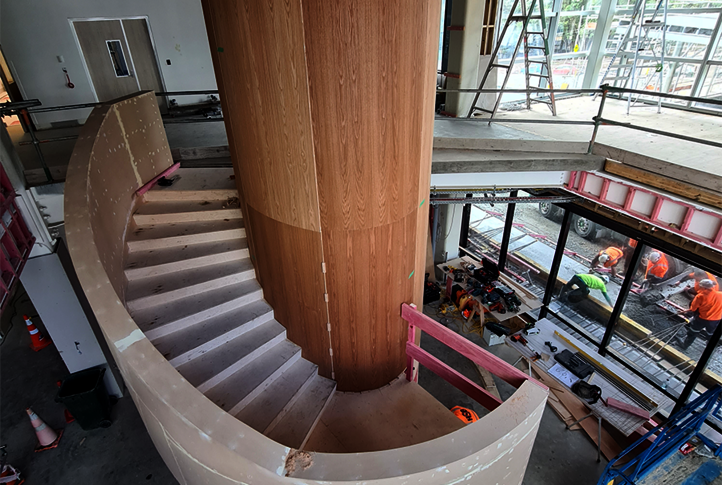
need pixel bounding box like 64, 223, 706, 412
608, 247, 720, 403
467, 203, 510, 267
714, 36, 722, 60
694, 64, 722, 110
553, 56, 589, 88
548, 215, 629, 344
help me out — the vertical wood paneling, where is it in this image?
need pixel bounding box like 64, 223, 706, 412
201, 0, 439, 391
201, 0, 320, 231
245, 206, 332, 377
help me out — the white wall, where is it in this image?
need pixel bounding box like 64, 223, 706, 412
0, 0, 216, 128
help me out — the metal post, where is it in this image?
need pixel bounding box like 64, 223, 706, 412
431, 199, 440, 257
582, 0, 619, 89
657, 0, 668, 114
22, 109, 53, 183
539, 207, 572, 320
627, 0, 647, 115
497, 190, 518, 272
588, 84, 608, 154
672, 320, 722, 416
459, 193, 473, 249
599, 240, 644, 357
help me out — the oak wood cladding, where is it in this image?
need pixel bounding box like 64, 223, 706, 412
202, 0, 440, 391
244, 205, 332, 378
201, 0, 320, 231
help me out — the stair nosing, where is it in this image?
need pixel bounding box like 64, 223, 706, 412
133, 208, 242, 226
166, 309, 275, 367
143, 288, 264, 341
127, 268, 256, 312
196, 330, 287, 393
261, 366, 319, 435
125, 248, 249, 280
226, 348, 303, 417
127, 228, 246, 252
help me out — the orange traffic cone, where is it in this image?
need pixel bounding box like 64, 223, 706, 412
26, 408, 63, 452
24, 315, 51, 352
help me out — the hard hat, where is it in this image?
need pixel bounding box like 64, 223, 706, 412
600, 275, 610, 284
693, 269, 708, 279
700, 279, 716, 289
599, 254, 610, 264
649, 252, 661, 263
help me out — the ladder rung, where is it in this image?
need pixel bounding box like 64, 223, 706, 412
526, 31, 546, 35
491, 63, 511, 69
527, 46, 547, 50
528, 73, 549, 78
509, 15, 544, 21
472, 107, 494, 114
604, 76, 629, 81
528, 60, 547, 64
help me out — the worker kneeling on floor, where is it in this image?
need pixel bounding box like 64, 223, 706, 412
559, 273, 613, 307
678, 279, 722, 350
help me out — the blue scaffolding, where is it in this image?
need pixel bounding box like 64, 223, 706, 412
598, 385, 722, 485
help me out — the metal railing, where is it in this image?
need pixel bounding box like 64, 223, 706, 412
4, 84, 722, 184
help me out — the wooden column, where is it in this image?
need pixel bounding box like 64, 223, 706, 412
202, 0, 439, 391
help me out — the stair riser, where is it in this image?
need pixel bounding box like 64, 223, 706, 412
228, 351, 303, 417
125, 248, 249, 280
133, 208, 242, 226
197, 331, 288, 394
166, 310, 275, 367
144, 289, 264, 341
127, 270, 256, 313
297, 383, 337, 450
261, 371, 317, 435
142, 189, 238, 202
127, 228, 245, 253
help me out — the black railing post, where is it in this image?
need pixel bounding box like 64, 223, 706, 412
539, 207, 572, 320
598, 240, 644, 357
672, 322, 722, 416
588, 84, 608, 154
459, 193, 473, 249
497, 190, 518, 272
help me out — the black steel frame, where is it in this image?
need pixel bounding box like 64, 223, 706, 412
471, 195, 722, 415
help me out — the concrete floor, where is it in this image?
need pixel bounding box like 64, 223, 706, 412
418, 304, 609, 485
0, 284, 177, 485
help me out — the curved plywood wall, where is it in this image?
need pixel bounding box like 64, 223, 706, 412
65, 91, 548, 484
202, 0, 439, 391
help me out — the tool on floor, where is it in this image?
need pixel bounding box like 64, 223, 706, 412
25, 408, 63, 452
23, 315, 52, 352
467, 0, 557, 120
0, 446, 24, 485
544, 341, 557, 353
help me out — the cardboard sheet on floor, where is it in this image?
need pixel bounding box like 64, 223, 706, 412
532, 363, 622, 461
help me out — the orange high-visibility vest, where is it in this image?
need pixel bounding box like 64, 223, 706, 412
601, 247, 624, 267
646, 254, 669, 279
688, 271, 719, 292
691, 289, 722, 321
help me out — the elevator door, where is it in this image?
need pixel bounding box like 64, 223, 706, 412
74, 19, 165, 110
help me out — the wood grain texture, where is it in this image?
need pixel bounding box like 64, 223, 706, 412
324, 211, 417, 390
200, 0, 320, 231
244, 205, 332, 378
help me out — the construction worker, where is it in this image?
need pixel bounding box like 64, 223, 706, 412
559, 273, 613, 306
642, 251, 669, 289
677, 279, 722, 350
590, 246, 625, 279
675, 269, 719, 297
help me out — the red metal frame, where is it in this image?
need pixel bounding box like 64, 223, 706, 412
136, 162, 180, 196
0, 164, 35, 314
567, 171, 722, 251
401, 303, 547, 411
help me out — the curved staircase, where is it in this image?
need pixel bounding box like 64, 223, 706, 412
123, 168, 335, 449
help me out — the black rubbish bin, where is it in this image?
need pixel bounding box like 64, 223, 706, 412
56, 366, 112, 430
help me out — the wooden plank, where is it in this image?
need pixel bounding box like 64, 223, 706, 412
407, 342, 503, 411
402, 304, 546, 390
604, 160, 722, 210
474, 362, 502, 400
532, 363, 622, 461
606, 397, 650, 420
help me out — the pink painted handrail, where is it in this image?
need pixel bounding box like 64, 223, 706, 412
136, 162, 180, 196
401, 303, 547, 410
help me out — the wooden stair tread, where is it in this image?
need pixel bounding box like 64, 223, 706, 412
127, 219, 244, 244
132, 279, 262, 333
142, 189, 238, 202
203, 339, 302, 415
126, 237, 247, 269
265, 375, 336, 450
126, 258, 255, 304
134, 198, 239, 216
148, 167, 235, 192
133, 207, 242, 226
176, 319, 286, 389
153, 299, 274, 364
234, 358, 318, 433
